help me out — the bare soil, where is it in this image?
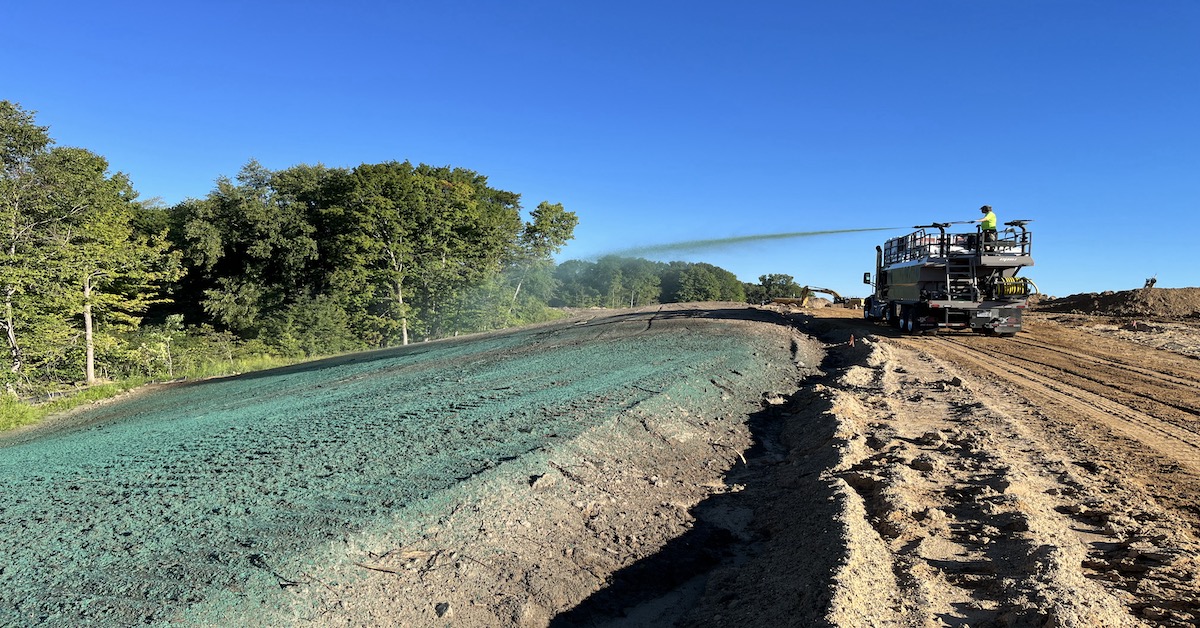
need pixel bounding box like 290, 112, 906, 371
4, 292, 1199, 627
776, 303, 1200, 628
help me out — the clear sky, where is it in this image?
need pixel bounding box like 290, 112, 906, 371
4, 1, 1197, 297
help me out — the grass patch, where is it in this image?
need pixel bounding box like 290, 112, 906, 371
41, 382, 138, 413
1, 356, 307, 434
0, 396, 45, 432
1, 382, 140, 433
176, 355, 300, 381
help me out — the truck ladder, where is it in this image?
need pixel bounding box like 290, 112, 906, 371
946, 257, 977, 301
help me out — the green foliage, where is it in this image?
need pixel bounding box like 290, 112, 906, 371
549, 260, 597, 307
551, 257, 748, 307
167, 160, 567, 351
0, 380, 145, 432
261, 295, 365, 358
7, 100, 853, 434
1, 100, 60, 388
42, 382, 132, 412
1, 101, 183, 391
520, 202, 579, 259
747, 273, 804, 303
171, 160, 321, 336
0, 395, 42, 431
670, 262, 746, 303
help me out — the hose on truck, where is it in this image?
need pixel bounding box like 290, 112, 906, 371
996, 277, 1040, 297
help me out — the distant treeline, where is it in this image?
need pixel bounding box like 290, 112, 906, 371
1, 100, 800, 403
549, 258, 807, 308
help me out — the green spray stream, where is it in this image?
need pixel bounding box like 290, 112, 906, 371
601, 227, 901, 257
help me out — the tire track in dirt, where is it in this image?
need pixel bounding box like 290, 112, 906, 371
1002, 336, 1199, 391
995, 339, 1200, 419
821, 339, 1143, 626
757, 306, 1200, 626
878, 319, 1200, 626
895, 335, 1200, 475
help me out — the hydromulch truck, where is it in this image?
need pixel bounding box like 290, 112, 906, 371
863, 220, 1037, 335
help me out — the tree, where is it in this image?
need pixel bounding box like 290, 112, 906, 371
670, 263, 743, 303
552, 259, 601, 307
171, 160, 319, 337
677, 264, 723, 302
44, 157, 182, 384
406, 165, 523, 338
753, 273, 803, 303
0, 102, 182, 389
551, 257, 742, 308
585, 256, 663, 308
0, 101, 56, 384
622, 258, 663, 307
341, 161, 423, 345
170, 160, 544, 349
508, 201, 578, 313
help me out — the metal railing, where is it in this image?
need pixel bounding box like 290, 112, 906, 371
882, 221, 1032, 266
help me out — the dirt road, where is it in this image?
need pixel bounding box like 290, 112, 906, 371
773, 307, 1200, 627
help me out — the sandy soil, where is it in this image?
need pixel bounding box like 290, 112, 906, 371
4, 295, 1199, 627
781, 306, 1200, 627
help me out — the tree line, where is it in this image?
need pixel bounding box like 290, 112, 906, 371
1, 100, 802, 407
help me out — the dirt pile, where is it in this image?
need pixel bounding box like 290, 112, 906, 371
1034, 287, 1200, 319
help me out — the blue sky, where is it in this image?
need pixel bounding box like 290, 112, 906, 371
4, 1, 1197, 297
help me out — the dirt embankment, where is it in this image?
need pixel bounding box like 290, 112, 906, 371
4, 295, 1199, 627
1033, 287, 1200, 319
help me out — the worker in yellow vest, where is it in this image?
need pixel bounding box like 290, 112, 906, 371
976, 205, 997, 249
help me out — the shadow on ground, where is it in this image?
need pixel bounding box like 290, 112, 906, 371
551, 311, 870, 627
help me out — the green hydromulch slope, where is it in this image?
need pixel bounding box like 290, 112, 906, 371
0, 306, 805, 626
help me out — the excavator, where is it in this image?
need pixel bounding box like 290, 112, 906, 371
771, 287, 864, 309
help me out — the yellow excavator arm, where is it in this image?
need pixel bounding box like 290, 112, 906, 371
771, 286, 848, 307
803, 287, 843, 305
